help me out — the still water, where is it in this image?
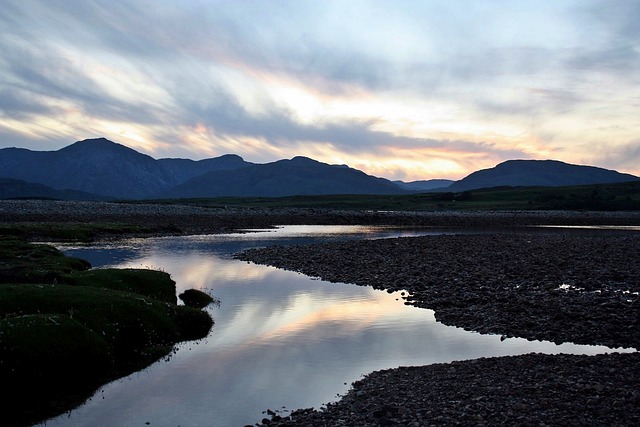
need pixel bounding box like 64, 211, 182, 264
42, 226, 629, 427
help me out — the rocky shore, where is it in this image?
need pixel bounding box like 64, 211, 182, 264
2, 200, 640, 236
238, 233, 640, 349
238, 230, 640, 425
254, 352, 640, 426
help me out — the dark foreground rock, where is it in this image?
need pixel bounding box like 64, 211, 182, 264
256, 352, 640, 426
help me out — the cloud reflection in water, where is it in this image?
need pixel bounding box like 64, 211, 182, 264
47, 229, 632, 427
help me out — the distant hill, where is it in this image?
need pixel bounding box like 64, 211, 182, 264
0, 178, 109, 200
0, 138, 252, 199
393, 179, 454, 191
161, 156, 407, 198
447, 160, 639, 192
0, 138, 406, 199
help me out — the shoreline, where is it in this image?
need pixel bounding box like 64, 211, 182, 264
235, 225, 640, 425
3, 200, 640, 237
257, 352, 640, 426
238, 232, 640, 350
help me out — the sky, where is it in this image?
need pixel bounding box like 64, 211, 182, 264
1, 0, 639, 181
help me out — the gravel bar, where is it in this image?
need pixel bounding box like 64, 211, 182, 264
256, 353, 640, 426
238, 233, 640, 349
237, 230, 640, 426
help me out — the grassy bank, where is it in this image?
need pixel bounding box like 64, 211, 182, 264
141, 180, 640, 211
0, 221, 179, 242
0, 237, 214, 427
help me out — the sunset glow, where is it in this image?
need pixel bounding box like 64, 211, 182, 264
1, 1, 639, 180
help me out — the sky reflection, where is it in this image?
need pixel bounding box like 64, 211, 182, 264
47, 227, 633, 426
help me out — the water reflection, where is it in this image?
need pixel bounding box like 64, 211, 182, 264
45, 226, 633, 427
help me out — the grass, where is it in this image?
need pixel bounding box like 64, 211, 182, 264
0, 238, 91, 283
141, 180, 640, 211
0, 222, 178, 242
0, 237, 214, 427
64, 268, 178, 304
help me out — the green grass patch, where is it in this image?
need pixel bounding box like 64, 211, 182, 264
144, 180, 640, 211
0, 222, 173, 242
0, 238, 91, 284
0, 284, 183, 359
63, 268, 178, 304
0, 238, 214, 426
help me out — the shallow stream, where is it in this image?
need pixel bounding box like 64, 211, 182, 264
42, 226, 631, 426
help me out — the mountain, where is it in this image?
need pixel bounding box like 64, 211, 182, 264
161, 156, 407, 198
3, 139, 637, 200
0, 178, 109, 200
447, 159, 639, 192
394, 179, 454, 191
0, 138, 252, 199
0, 138, 406, 199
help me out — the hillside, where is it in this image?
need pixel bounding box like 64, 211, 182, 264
447, 159, 638, 192
161, 156, 407, 198
0, 178, 109, 201
393, 179, 454, 191
0, 138, 252, 199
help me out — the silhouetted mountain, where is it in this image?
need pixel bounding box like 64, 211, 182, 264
157, 154, 248, 185
0, 138, 252, 199
393, 179, 454, 191
447, 160, 639, 192
161, 156, 407, 198
3, 139, 637, 200
0, 178, 109, 200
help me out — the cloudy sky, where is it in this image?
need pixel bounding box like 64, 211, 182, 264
1, 0, 639, 181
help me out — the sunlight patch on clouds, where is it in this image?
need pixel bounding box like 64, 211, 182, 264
350, 156, 466, 182
0, 97, 85, 141
177, 123, 289, 162
99, 121, 151, 148
73, 53, 172, 109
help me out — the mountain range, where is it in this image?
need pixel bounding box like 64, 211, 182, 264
0, 137, 637, 200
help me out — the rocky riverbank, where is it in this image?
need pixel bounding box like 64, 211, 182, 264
238, 231, 640, 426
238, 233, 640, 349
254, 352, 640, 426
2, 200, 640, 237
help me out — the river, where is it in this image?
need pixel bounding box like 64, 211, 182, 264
40, 226, 630, 426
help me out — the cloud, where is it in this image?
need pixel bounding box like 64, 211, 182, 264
1, 0, 639, 179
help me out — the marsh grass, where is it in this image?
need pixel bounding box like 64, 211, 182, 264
0, 237, 213, 427
0, 222, 166, 242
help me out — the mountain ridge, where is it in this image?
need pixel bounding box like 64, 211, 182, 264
0, 138, 254, 199
0, 138, 407, 199
161, 156, 405, 198
0, 138, 638, 200
447, 159, 639, 192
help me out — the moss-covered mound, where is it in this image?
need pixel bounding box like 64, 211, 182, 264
179, 288, 215, 308
0, 238, 91, 283
0, 238, 214, 427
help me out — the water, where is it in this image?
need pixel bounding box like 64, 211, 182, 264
41, 226, 631, 427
